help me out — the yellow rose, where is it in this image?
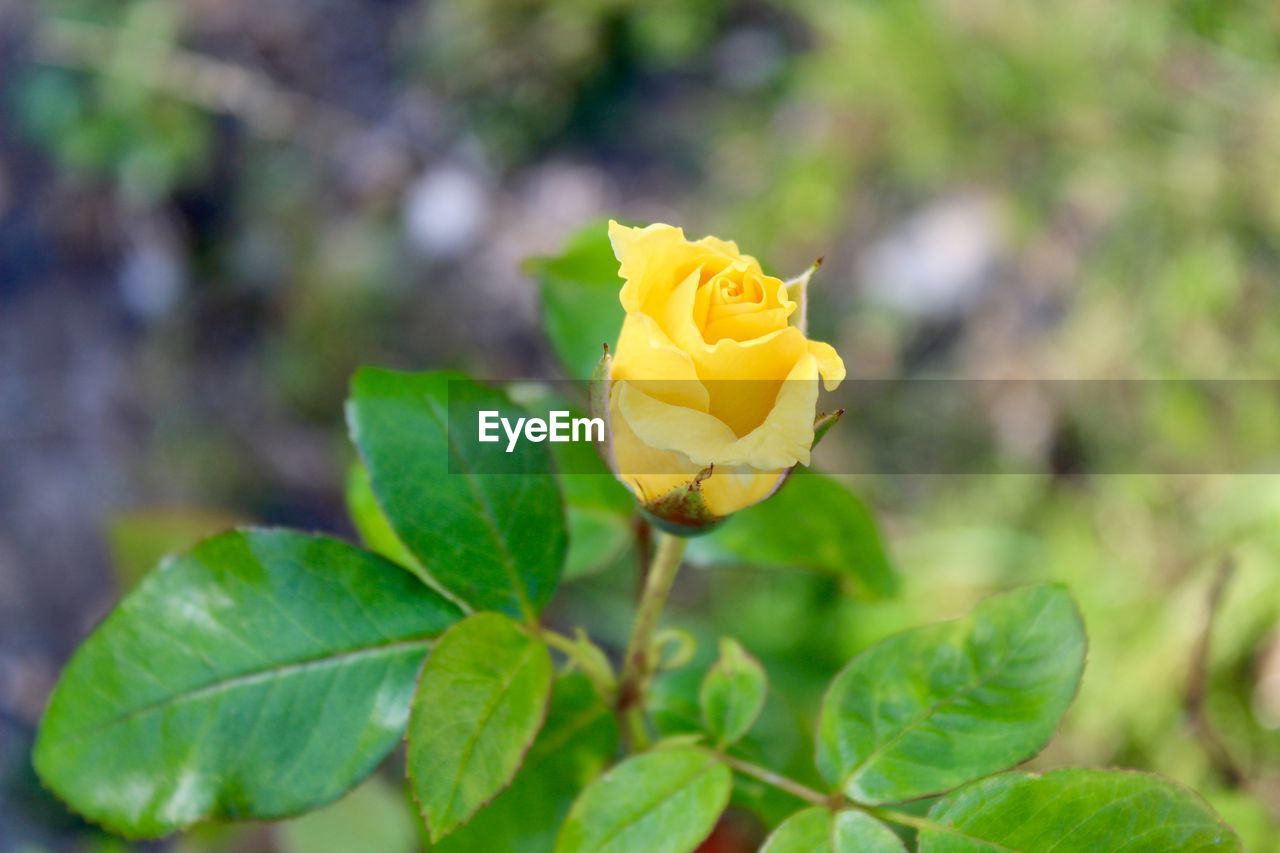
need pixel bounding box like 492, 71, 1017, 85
600, 221, 845, 531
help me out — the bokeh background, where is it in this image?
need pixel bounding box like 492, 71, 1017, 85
3, 0, 1280, 850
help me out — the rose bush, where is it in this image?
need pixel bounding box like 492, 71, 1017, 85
603, 221, 846, 529
29, 221, 1243, 852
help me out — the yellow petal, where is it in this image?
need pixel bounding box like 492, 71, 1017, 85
691, 326, 808, 435
615, 354, 819, 471
616, 380, 738, 466
694, 234, 743, 257
700, 467, 788, 517
806, 339, 846, 391
610, 313, 709, 412
710, 354, 819, 469
704, 307, 790, 344
608, 383, 792, 518
610, 221, 733, 320
656, 264, 706, 353
607, 382, 701, 506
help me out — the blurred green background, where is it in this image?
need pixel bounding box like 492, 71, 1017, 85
2, 0, 1279, 849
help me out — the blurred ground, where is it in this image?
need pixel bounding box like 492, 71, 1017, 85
3, 0, 1280, 849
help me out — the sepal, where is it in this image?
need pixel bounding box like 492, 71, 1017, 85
640, 466, 726, 536
811, 407, 845, 449
785, 256, 823, 333
588, 343, 616, 472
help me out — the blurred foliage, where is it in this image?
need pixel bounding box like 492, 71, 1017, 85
8, 0, 1280, 848
14, 1, 212, 204
412, 0, 729, 162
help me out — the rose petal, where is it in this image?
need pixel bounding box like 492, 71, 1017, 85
806, 339, 846, 390
610, 312, 710, 412
607, 387, 697, 506
699, 467, 788, 518
615, 354, 819, 470
689, 325, 808, 434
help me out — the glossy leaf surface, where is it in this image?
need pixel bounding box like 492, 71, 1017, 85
555, 748, 731, 853
531, 220, 625, 379
816, 585, 1085, 804
348, 368, 566, 618
35, 529, 462, 837
761, 807, 906, 853
344, 461, 419, 571
408, 612, 554, 842
700, 637, 767, 747
688, 471, 896, 600
435, 673, 619, 852
919, 769, 1241, 851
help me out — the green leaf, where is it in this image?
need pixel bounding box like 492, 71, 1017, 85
347, 368, 567, 619
34, 529, 462, 838
530, 220, 625, 379
816, 585, 1085, 805
344, 462, 418, 571
687, 470, 896, 600
434, 672, 620, 853
918, 769, 1242, 851
555, 747, 732, 853
762, 808, 906, 853
408, 612, 554, 842
700, 637, 767, 747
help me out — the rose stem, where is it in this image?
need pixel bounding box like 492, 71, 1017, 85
616, 530, 688, 751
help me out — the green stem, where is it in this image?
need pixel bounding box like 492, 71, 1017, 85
864, 807, 988, 846
716, 754, 834, 808
714, 755, 942, 836
541, 628, 580, 658
616, 531, 688, 751
864, 807, 935, 831
542, 627, 617, 703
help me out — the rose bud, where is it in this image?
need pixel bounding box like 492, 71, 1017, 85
595, 221, 845, 534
